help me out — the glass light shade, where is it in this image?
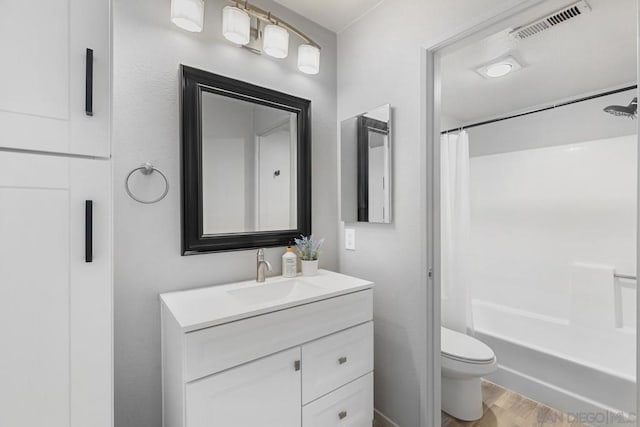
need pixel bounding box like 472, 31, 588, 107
485, 63, 513, 78
222, 6, 250, 45
171, 0, 204, 32
263, 24, 289, 58
297, 44, 320, 75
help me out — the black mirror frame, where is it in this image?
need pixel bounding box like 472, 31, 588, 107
180, 65, 311, 254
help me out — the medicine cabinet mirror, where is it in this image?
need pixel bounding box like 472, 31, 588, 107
181, 65, 311, 254
340, 104, 392, 223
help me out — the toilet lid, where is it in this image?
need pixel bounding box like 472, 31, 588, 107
441, 327, 495, 363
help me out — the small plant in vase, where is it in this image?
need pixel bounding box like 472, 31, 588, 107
294, 235, 324, 276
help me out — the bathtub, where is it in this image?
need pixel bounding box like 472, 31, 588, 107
473, 300, 636, 426
466, 136, 638, 426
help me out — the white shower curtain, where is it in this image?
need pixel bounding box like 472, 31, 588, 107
440, 131, 474, 334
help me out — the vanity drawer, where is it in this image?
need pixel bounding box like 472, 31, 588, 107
302, 373, 373, 427
184, 289, 373, 381
302, 322, 373, 403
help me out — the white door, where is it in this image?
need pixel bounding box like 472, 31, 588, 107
257, 126, 294, 231
0, 151, 112, 427
0, 0, 110, 157
368, 142, 385, 223
186, 347, 302, 427
367, 130, 389, 223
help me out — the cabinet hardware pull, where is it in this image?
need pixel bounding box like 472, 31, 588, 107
294, 360, 300, 371
85, 48, 94, 116
85, 200, 93, 262
338, 356, 347, 365
338, 411, 347, 420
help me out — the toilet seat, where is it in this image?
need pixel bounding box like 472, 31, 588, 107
441, 327, 495, 364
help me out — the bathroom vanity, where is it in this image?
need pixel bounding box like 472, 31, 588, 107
160, 270, 374, 427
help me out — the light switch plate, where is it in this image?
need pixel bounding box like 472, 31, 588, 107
345, 228, 356, 251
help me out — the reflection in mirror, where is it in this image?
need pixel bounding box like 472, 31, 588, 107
341, 104, 391, 223
201, 91, 297, 235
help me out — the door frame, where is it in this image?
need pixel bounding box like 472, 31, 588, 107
420, 0, 640, 425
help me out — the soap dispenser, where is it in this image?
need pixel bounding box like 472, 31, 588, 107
282, 247, 297, 278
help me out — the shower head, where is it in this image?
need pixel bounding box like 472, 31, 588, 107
603, 97, 637, 119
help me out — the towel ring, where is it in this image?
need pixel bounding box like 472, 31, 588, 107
125, 162, 169, 204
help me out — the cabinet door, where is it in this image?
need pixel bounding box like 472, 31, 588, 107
186, 348, 302, 427
0, 0, 110, 157
0, 151, 112, 427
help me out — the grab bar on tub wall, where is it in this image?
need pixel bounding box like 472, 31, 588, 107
614, 273, 637, 281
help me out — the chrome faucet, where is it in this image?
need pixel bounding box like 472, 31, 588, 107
256, 249, 272, 282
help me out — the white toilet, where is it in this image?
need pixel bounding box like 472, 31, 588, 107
441, 327, 498, 421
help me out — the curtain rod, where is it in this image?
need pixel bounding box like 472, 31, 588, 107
440, 84, 638, 135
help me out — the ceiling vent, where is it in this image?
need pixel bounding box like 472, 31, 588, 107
510, 0, 591, 40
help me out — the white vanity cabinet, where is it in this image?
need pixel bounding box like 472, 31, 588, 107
0, 0, 111, 157
161, 270, 374, 427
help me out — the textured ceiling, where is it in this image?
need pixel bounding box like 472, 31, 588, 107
440, 0, 638, 124
273, 0, 383, 32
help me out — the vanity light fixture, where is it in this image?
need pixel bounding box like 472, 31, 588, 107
476, 55, 523, 79
171, 0, 205, 33
222, 6, 251, 45
263, 24, 290, 58
297, 44, 320, 75
172, 0, 321, 74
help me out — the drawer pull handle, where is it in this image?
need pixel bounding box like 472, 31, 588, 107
294, 360, 301, 371
85, 48, 94, 116
338, 356, 347, 365
85, 200, 93, 262
338, 410, 347, 420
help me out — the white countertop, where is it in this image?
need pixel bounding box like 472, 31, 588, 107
160, 269, 374, 332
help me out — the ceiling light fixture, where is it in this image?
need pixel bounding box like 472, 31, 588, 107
476, 55, 523, 79
171, 0, 205, 33
486, 63, 513, 77
172, 0, 322, 75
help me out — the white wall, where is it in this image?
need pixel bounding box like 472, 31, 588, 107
471, 134, 637, 320
466, 89, 638, 157
253, 104, 292, 135
113, 1, 337, 426
441, 112, 463, 132
337, 0, 527, 424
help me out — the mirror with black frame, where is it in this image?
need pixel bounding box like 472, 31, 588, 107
181, 66, 311, 254
340, 104, 392, 223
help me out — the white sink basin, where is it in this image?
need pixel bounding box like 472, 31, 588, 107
160, 270, 374, 331
228, 279, 324, 306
